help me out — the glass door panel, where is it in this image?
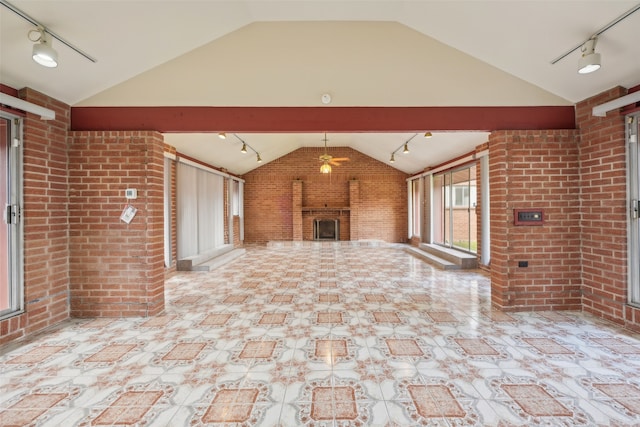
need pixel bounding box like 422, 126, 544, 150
432, 163, 477, 253
0, 117, 9, 311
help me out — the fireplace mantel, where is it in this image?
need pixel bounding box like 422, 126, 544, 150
292, 179, 359, 241
302, 207, 350, 215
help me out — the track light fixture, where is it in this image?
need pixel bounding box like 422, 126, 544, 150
389, 133, 420, 164
424, 132, 432, 138
29, 27, 58, 68
218, 132, 226, 139
549, 4, 640, 74
578, 37, 601, 74
231, 134, 263, 164
2, 1, 97, 66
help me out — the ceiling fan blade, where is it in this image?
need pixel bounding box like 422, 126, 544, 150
330, 157, 350, 162
329, 160, 343, 166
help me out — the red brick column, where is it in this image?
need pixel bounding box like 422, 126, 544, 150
349, 179, 359, 240
292, 180, 302, 241
577, 86, 640, 332
489, 129, 580, 311
0, 88, 71, 345
68, 130, 165, 317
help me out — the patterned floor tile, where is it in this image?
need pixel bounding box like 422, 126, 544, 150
2, 244, 640, 426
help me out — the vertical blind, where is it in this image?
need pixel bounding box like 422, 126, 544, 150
163, 157, 172, 267
177, 162, 225, 259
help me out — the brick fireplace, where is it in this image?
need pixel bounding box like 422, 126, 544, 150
292, 179, 360, 241
314, 219, 340, 240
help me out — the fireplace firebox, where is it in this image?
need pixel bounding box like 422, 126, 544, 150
314, 219, 339, 241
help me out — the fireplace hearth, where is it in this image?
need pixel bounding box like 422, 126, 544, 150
314, 219, 339, 241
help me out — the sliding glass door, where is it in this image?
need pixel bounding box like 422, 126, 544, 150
432, 163, 477, 253
627, 113, 640, 306
0, 113, 23, 320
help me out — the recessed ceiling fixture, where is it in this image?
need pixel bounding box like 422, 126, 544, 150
1, 0, 97, 66
424, 132, 433, 138
550, 3, 640, 74
29, 27, 57, 68
578, 37, 601, 74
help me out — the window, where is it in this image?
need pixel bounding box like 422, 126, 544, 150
0, 113, 23, 320
231, 180, 240, 216
433, 163, 478, 253
410, 178, 422, 237
444, 185, 477, 208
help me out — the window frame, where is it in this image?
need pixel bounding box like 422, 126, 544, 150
0, 112, 24, 321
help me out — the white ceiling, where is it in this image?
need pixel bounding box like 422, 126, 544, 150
1, 1, 639, 175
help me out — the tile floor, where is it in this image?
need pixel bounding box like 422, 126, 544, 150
2, 242, 640, 426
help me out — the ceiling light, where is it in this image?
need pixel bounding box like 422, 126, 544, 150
424, 132, 432, 138
218, 132, 226, 139
320, 163, 332, 174
29, 27, 57, 68
578, 37, 601, 74
403, 143, 409, 154
256, 153, 262, 163
389, 153, 395, 163
241, 143, 247, 154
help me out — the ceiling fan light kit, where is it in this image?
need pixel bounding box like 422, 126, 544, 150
318, 133, 349, 174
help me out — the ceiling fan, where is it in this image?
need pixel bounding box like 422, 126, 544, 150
318, 133, 349, 174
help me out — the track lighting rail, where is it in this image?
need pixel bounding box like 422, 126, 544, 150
550, 3, 640, 65
0, 0, 97, 63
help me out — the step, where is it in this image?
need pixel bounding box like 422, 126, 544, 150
177, 244, 236, 271
418, 243, 477, 269
193, 248, 246, 271
403, 246, 459, 270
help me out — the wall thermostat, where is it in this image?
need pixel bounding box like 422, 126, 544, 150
125, 188, 137, 199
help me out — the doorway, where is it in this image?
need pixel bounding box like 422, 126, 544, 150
432, 163, 478, 253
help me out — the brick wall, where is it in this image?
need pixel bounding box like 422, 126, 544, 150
489, 130, 581, 311
68, 131, 165, 317
0, 89, 71, 345
163, 145, 178, 274
242, 147, 408, 244
577, 87, 640, 332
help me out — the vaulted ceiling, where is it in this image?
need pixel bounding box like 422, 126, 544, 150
1, 1, 639, 175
